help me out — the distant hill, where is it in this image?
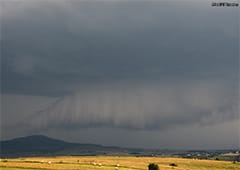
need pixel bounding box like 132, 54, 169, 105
1, 135, 76, 156
0, 135, 129, 157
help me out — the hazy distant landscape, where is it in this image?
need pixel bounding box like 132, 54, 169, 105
1, 135, 239, 160
0, 135, 239, 170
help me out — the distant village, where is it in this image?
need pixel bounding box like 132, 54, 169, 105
132, 149, 240, 162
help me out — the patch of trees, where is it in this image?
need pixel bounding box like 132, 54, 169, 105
148, 163, 159, 170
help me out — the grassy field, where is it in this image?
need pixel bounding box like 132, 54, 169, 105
0, 156, 239, 170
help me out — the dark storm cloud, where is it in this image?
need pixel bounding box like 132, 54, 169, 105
1, 1, 238, 96
1, 1, 239, 131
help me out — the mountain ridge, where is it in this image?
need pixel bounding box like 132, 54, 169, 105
1, 135, 238, 160
0, 135, 131, 158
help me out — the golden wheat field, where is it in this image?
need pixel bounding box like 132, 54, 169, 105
0, 156, 239, 170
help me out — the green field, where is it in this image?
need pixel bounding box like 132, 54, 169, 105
0, 156, 239, 170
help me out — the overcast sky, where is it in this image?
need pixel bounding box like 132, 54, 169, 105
1, 0, 239, 149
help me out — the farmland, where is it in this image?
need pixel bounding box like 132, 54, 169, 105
0, 156, 239, 170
